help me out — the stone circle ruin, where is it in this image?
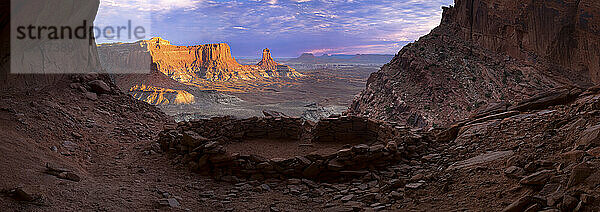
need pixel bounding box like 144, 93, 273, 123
159, 116, 431, 182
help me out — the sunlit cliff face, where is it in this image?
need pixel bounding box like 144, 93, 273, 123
98, 37, 306, 105
144, 37, 302, 83
129, 84, 195, 105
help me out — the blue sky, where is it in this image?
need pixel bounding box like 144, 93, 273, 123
96, 0, 453, 57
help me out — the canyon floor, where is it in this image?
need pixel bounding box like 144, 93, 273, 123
162, 65, 376, 122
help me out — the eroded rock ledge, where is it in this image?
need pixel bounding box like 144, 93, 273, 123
158, 116, 431, 182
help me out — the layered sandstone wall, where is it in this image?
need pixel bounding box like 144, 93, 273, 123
145, 38, 245, 82
443, 0, 600, 84
350, 0, 599, 127
97, 42, 152, 74
98, 38, 302, 84
1, 0, 101, 88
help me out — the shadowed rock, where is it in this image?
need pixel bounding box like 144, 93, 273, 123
448, 151, 514, 170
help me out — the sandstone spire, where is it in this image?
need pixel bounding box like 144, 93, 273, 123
257, 48, 280, 69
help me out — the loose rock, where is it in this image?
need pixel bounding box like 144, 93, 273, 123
520, 170, 553, 186
88, 80, 111, 94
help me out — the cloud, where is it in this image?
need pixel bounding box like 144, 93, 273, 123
99, 0, 202, 13
307, 43, 407, 55
97, 0, 454, 56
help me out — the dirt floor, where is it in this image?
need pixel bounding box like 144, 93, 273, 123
224, 139, 350, 159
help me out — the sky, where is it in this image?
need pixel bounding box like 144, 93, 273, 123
95, 0, 454, 57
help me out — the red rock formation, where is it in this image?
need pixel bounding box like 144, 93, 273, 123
100, 38, 302, 83
129, 84, 195, 105
110, 62, 198, 105
98, 38, 302, 104
145, 37, 301, 82
350, 0, 599, 127
255, 48, 298, 73
257, 48, 279, 70
443, 0, 600, 84
143, 37, 246, 82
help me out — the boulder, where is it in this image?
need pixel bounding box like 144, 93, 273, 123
83, 72, 99, 82
8, 188, 34, 202
256, 162, 274, 171
209, 153, 234, 164
352, 144, 369, 153
339, 170, 369, 176
504, 166, 525, 179
580, 194, 595, 204
183, 131, 208, 147
509, 88, 577, 112
410, 174, 425, 182
559, 195, 578, 212
385, 140, 397, 152
327, 159, 344, 171
295, 156, 311, 166
502, 196, 536, 212
405, 182, 423, 189
340, 194, 355, 202
369, 144, 385, 153
578, 125, 600, 147
197, 155, 210, 169
389, 179, 405, 189
263, 110, 288, 118
435, 123, 463, 142
561, 150, 586, 163
88, 80, 111, 94
587, 147, 600, 157
44, 163, 81, 182
158, 198, 181, 208
303, 163, 321, 178
523, 203, 542, 212
58, 172, 81, 182
337, 149, 353, 158
84, 92, 98, 101
567, 162, 594, 188
520, 170, 554, 186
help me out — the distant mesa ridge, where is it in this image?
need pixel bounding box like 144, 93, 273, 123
98, 37, 302, 105
287, 53, 394, 64
99, 37, 302, 83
